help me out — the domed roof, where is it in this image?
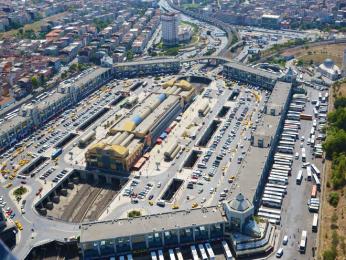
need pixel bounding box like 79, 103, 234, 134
323, 58, 335, 68
229, 193, 251, 212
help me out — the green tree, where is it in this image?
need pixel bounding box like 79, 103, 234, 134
31, 76, 39, 88
334, 97, 346, 109
323, 249, 337, 260
329, 192, 340, 207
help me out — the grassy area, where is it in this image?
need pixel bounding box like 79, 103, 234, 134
0, 12, 68, 39
127, 210, 141, 218
282, 43, 346, 67
13, 186, 27, 202
319, 81, 346, 260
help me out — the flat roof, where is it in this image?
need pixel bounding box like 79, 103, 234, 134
267, 81, 291, 108
0, 115, 29, 135
80, 207, 225, 243
113, 58, 179, 68
232, 146, 269, 202
36, 92, 67, 111
254, 113, 280, 138
73, 67, 109, 88
225, 62, 279, 80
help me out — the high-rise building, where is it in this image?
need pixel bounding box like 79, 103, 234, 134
161, 12, 179, 46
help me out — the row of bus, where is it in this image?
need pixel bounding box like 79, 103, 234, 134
150, 241, 234, 260
190, 242, 233, 260
111, 254, 133, 260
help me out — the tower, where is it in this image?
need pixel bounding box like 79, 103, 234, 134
342, 48, 346, 77
161, 12, 179, 47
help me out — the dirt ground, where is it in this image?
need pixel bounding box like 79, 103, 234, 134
318, 83, 346, 260
282, 43, 346, 67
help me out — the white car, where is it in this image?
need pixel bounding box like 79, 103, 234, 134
276, 248, 283, 258
282, 235, 288, 245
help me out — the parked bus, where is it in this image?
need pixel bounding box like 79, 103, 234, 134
301, 148, 306, 162
307, 166, 312, 181
262, 198, 282, 208
277, 146, 294, 154
274, 153, 294, 160
312, 213, 318, 232
119, 256, 125, 260
270, 173, 289, 180
190, 246, 199, 260
127, 254, 133, 260
281, 133, 298, 140
268, 176, 288, 185
198, 244, 208, 260
296, 170, 303, 184
299, 230, 307, 253
222, 241, 233, 260
262, 194, 283, 201
158, 250, 164, 260
151, 251, 158, 260
311, 185, 317, 198
266, 183, 287, 190
205, 243, 215, 260
259, 207, 282, 215
169, 249, 176, 260
175, 248, 183, 260
311, 164, 321, 177
312, 174, 321, 191
264, 187, 286, 195
263, 190, 284, 198
257, 211, 281, 221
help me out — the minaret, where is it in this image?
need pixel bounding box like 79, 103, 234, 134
343, 49, 346, 78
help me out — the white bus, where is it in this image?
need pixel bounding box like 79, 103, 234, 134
279, 141, 295, 148
311, 163, 321, 177
312, 173, 321, 191
264, 187, 286, 195
262, 197, 282, 208
277, 146, 294, 154
262, 194, 283, 201
296, 170, 303, 184
158, 250, 164, 260
190, 246, 199, 260
119, 256, 125, 260
127, 254, 133, 260
222, 241, 233, 260
205, 243, 215, 260
299, 230, 307, 253
169, 249, 176, 260
268, 176, 288, 185
259, 207, 282, 215
274, 153, 294, 160
312, 213, 318, 232
198, 244, 208, 260
307, 166, 312, 181
263, 190, 284, 198
257, 211, 281, 221
281, 133, 298, 140
151, 251, 158, 260
270, 169, 290, 177
270, 173, 289, 180
266, 183, 287, 190
280, 135, 296, 141
175, 248, 183, 260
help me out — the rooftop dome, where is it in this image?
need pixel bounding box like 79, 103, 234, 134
229, 193, 251, 212
323, 58, 335, 68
